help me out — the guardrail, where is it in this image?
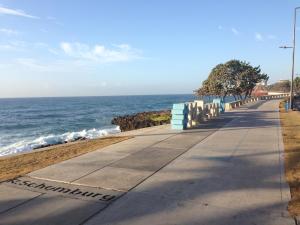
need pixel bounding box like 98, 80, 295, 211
171, 93, 290, 130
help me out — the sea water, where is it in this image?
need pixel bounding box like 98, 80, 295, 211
0, 95, 198, 156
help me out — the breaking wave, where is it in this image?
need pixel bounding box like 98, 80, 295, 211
0, 126, 120, 157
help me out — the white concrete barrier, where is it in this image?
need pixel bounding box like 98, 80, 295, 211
173, 94, 289, 130
260, 93, 289, 100
225, 94, 289, 111
185, 100, 220, 129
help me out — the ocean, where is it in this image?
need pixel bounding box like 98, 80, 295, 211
0, 94, 199, 156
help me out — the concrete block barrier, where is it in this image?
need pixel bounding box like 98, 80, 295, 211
171, 99, 220, 130
171, 103, 188, 130
171, 94, 288, 130
224, 94, 289, 112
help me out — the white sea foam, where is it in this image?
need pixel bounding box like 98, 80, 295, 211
0, 126, 121, 157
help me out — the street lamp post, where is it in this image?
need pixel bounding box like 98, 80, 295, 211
290, 7, 300, 110
280, 7, 300, 110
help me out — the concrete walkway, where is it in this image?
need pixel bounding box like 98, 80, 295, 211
0, 100, 294, 225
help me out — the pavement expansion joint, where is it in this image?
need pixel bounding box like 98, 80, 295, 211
26, 175, 72, 185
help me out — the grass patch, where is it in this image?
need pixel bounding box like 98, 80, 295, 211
148, 113, 171, 122
279, 100, 300, 216
0, 136, 131, 182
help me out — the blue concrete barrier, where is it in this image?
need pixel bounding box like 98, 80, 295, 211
171, 103, 188, 130
172, 114, 186, 120
171, 119, 188, 125
213, 98, 224, 113
171, 109, 188, 115
172, 103, 186, 110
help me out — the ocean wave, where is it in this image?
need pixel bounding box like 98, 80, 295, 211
0, 126, 121, 157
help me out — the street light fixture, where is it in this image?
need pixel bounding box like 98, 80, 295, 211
280, 7, 300, 110
279, 46, 293, 49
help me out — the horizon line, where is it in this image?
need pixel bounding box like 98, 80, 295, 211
0, 93, 195, 99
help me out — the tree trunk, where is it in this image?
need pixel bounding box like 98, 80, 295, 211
249, 89, 253, 97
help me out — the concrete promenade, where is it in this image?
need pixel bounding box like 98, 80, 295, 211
0, 100, 295, 225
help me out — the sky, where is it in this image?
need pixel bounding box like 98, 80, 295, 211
0, 0, 299, 97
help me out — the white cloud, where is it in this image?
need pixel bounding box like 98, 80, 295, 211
16, 58, 49, 72
30, 42, 60, 55
0, 41, 62, 55
0, 44, 16, 50
255, 32, 263, 41
60, 42, 141, 63
0, 6, 39, 19
254, 33, 277, 41
0, 28, 19, 35
61, 42, 73, 54
14, 58, 83, 72
231, 28, 240, 35
0, 41, 54, 52
0, 41, 26, 51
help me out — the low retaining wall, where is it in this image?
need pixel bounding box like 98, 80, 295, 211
171, 94, 290, 130
224, 97, 259, 111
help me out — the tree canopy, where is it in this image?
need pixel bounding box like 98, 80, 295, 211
294, 77, 300, 94
196, 60, 269, 100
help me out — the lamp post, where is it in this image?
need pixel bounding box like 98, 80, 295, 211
279, 7, 300, 110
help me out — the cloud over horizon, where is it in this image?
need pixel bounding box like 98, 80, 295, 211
0, 6, 39, 19
60, 42, 141, 63
255, 32, 277, 41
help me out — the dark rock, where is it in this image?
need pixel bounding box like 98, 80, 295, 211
111, 110, 171, 132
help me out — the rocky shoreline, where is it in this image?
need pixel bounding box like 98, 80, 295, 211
30, 110, 171, 150
111, 110, 171, 132
33, 136, 87, 150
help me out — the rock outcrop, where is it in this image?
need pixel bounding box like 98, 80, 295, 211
111, 110, 171, 132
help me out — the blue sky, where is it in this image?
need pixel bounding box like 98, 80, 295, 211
0, 0, 299, 97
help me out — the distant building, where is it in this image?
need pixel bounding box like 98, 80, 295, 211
252, 80, 268, 97
278, 79, 290, 83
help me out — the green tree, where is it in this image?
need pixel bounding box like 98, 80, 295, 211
196, 60, 268, 100
236, 63, 268, 99
294, 77, 300, 94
